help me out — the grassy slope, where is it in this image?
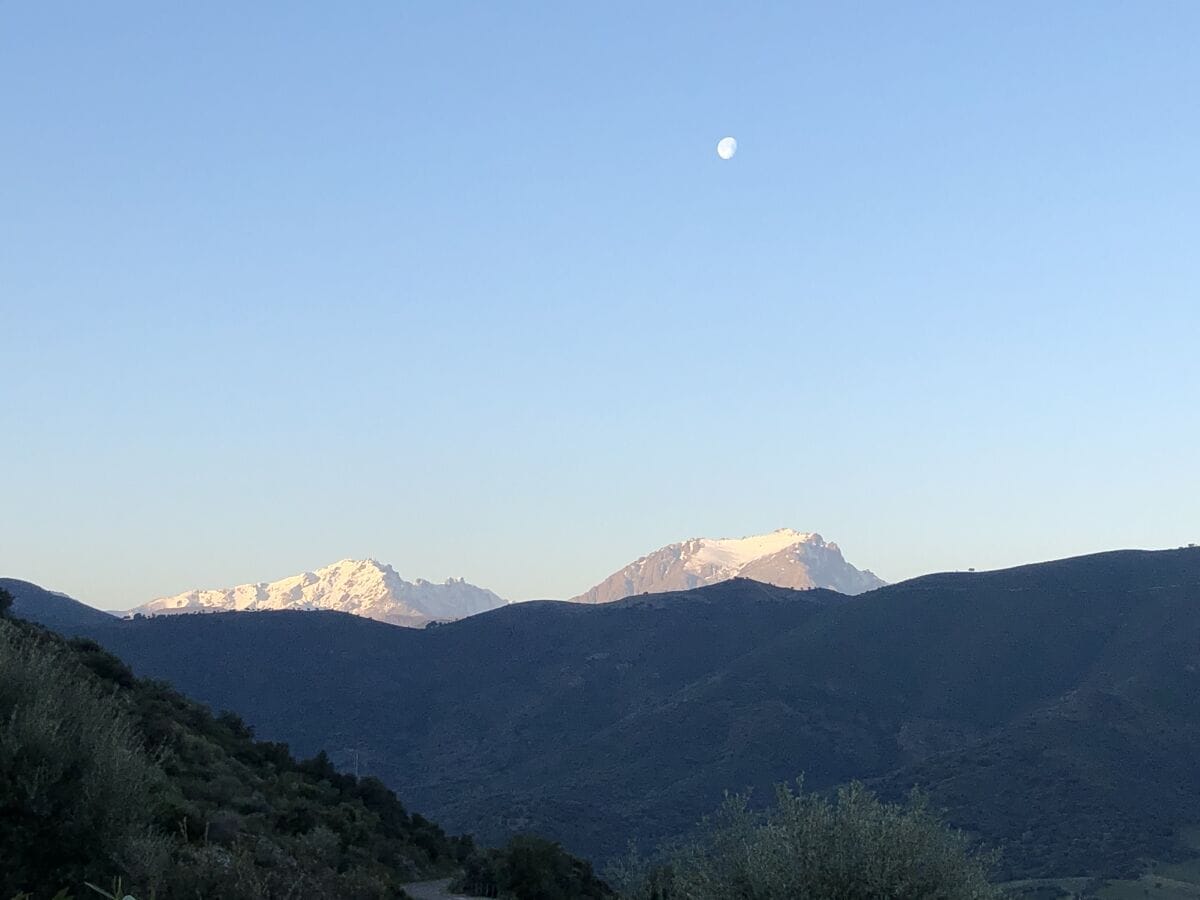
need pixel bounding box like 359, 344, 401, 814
0, 613, 471, 898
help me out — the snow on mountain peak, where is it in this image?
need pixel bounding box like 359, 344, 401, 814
682, 530, 822, 577
129, 559, 505, 628
124, 530, 883, 627
573, 529, 884, 604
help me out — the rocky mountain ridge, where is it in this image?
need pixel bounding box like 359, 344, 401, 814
128, 558, 504, 627
121, 529, 883, 627
572, 528, 885, 603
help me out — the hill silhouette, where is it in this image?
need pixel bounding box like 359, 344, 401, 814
47, 548, 1200, 880
1, 577, 118, 634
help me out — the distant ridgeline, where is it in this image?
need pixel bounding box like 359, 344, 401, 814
9, 546, 1200, 887
106, 529, 884, 630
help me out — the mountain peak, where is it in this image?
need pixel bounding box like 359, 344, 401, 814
317, 558, 392, 575
127, 560, 504, 627
773, 526, 816, 537
573, 529, 884, 603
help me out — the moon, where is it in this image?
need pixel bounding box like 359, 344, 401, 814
716, 136, 737, 160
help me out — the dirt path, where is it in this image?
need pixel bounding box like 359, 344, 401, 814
403, 878, 484, 900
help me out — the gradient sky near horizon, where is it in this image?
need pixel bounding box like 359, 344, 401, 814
3, 2, 1198, 610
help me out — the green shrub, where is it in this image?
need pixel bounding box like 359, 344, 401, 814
611, 779, 1001, 900
0, 618, 164, 895
0, 616, 473, 897
453, 834, 613, 899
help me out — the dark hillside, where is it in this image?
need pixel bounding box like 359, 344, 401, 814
69, 548, 1200, 880
78, 580, 837, 771
2, 577, 118, 634
575, 548, 1200, 876
0, 612, 470, 898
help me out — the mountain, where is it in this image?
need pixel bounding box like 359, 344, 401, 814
71, 548, 1200, 882
572, 528, 885, 603
127, 558, 505, 627
1, 577, 117, 634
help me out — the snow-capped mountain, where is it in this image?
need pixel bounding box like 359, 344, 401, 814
128, 559, 505, 628
572, 529, 885, 604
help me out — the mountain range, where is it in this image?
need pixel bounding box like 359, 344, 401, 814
118, 529, 883, 627
126, 558, 505, 627
16, 546, 1200, 883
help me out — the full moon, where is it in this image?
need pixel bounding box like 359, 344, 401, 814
716, 136, 737, 160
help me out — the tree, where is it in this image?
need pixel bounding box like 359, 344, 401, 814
613, 779, 1000, 900
453, 835, 613, 899
0, 585, 13, 616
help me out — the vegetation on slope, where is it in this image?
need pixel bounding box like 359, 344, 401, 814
437, 780, 1001, 900
451, 835, 614, 899
0, 601, 470, 898
609, 780, 1000, 900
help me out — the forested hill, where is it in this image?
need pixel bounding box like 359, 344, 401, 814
49, 547, 1200, 882
0, 608, 473, 898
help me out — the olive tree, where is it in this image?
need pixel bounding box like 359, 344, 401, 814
614, 779, 1000, 900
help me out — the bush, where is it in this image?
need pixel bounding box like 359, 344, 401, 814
0, 616, 472, 897
0, 618, 163, 895
611, 779, 1000, 900
453, 834, 613, 899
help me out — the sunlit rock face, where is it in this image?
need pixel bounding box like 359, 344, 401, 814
572, 529, 885, 604
129, 559, 505, 627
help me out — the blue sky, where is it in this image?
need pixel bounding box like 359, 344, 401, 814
3, 2, 1198, 609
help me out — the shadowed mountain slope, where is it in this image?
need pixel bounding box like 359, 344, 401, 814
1, 577, 117, 634
67, 549, 1200, 881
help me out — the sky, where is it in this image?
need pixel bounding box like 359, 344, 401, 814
2, 2, 1198, 611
